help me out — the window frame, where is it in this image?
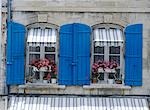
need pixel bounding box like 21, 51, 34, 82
25, 26, 59, 84
91, 24, 125, 84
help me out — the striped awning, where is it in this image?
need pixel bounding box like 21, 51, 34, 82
27, 28, 57, 47
94, 28, 124, 46
8, 96, 149, 110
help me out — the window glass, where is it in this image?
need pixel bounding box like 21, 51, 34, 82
109, 46, 120, 54
94, 46, 104, 54
98, 73, 104, 80
45, 54, 55, 61
29, 46, 40, 52
109, 56, 120, 65
108, 73, 115, 79
29, 54, 40, 64
45, 47, 55, 52
94, 55, 104, 63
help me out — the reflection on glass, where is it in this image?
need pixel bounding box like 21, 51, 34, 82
109, 46, 120, 54
45, 54, 55, 61
45, 47, 55, 52
29, 46, 40, 52
109, 56, 120, 65
94, 55, 104, 63
29, 54, 40, 64
94, 46, 104, 54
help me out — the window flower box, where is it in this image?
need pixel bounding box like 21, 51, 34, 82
104, 68, 112, 73
98, 68, 104, 73
39, 66, 48, 72
107, 79, 114, 84
92, 60, 119, 84
51, 78, 57, 84
32, 66, 39, 72
28, 58, 57, 84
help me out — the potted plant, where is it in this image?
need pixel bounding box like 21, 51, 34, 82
92, 63, 99, 83
30, 58, 57, 83
107, 73, 114, 84
50, 63, 57, 84
30, 58, 50, 71
114, 68, 122, 84
43, 73, 51, 83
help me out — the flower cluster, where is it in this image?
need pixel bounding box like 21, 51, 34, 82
30, 58, 57, 78
31, 59, 54, 69
50, 63, 57, 78
92, 60, 119, 73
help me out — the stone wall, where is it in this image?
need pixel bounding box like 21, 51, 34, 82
0, 11, 7, 95
0, 96, 7, 110
12, 0, 150, 12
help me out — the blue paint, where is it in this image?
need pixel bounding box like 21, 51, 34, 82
6, 22, 26, 85
125, 24, 143, 86
59, 23, 91, 85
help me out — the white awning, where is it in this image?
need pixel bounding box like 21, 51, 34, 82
94, 28, 124, 46
27, 28, 57, 47
8, 96, 149, 110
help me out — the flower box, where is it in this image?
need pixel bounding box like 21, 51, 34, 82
39, 66, 48, 72
32, 66, 39, 72
111, 69, 116, 73
51, 78, 57, 84
43, 80, 48, 83
104, 68, 112, 73
98, 68, 104, 73
107, 79, 114, 84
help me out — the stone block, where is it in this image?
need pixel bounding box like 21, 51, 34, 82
38, 14, 48, 22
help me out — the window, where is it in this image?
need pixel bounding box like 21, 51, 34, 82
26, 28, 58, 84
92, 25, 124, 84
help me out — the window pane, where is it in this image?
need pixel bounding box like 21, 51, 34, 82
45, 54, 55, 61
45, 47, 55, 52
98, 73, 104, 80
109, 56, 120, 65
29, 46, 40, 52
108, 73, 115, 79
29, 54, 40, 64
109, 46, 120, 54
94, 55, 104, 63
94, 46, 104, 54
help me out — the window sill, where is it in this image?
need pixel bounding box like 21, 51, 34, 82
83, 84, 131, 90
18, 83, 66, 89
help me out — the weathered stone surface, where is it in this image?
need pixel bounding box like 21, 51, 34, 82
12, 0, 150, 12
0, 96, 7, 110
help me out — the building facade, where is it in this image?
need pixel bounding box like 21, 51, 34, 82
2, 0, 149, 95
0, 0, 150, 109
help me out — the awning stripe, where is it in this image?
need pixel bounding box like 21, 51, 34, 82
94, 28, 124, 46
27, 28, 57, 47
8, 96, 149, 110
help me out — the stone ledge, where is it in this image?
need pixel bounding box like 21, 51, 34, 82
83, 84, 131, 90
12, 7, 150, 12
18, 84, 66, 89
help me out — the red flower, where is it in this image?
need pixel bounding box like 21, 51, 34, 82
92, 60, 119, 73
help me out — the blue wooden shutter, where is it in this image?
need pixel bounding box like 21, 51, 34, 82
6, 22, 26, 85
59, 24, 73, 85
74, 23, 91, 85
124, 24, 143, 86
